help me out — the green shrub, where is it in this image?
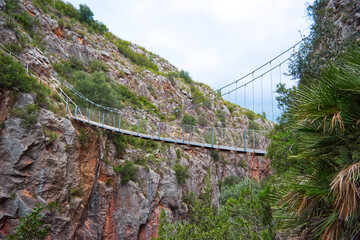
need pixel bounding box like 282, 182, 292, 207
176, 149, 181, 159
54, 1, 80, 19
89, 59, 108, 73
68, 186, 84, 197
179, 70, 192, 84
5, 20, 17, 30
134, 157, 148, 166
34, 84, 51, 108
91, 20, 108, 34
58, 19, 64, 30
109, 134, 127, 157
33, 0, 52, 13
6, 204, 48, 240
115, 39, 158, 71
5, 0, 20, 15
113, 160, 137, 184
14, 11, 39, 35
11, 104, 39, 126
0, 54, 37, 92
4, 42, 23, 54
47, 201, 62, 214
228, 105, 235, 114
238, 159, 246, 168
167, 72, 178, 85
181, 114, 197, 126
173, 163, 189, 185
249, 120, 261, 130
245, 110, 256, 120
106, 179, 112, 186
218, 178, 259, 205
209, 149, 219, 162
45, 131, 58, 144
190, 86, 207, 104
221, 175, 241, 188
23, 115, 37, 126
216, 110, 226, 126
69, 56, 86, 71
78, 128, 88, 147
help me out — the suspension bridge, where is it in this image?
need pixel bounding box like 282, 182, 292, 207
1, 2, 358, 156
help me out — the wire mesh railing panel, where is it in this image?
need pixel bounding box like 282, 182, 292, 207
192, 126, 205, 146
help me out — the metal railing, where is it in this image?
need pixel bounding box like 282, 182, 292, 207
71, 105, 269, 154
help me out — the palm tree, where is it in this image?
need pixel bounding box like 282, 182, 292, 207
274, 49, 360, 239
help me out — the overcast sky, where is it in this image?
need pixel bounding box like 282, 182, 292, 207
66, 0, 314, 120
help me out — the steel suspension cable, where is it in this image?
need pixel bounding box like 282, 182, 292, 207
252, 73, 254, 112
270, 61, 274, 121
261, 75, 263, 114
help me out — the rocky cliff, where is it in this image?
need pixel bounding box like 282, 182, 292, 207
0, 1, 272, 239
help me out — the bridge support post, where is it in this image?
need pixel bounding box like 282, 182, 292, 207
158, 123, 161, 140
88, 109, 90, 123
102, 112, 104, 128
137, 119, 140, 136
244, 130, 247, 152
118, 114, 121, 131
211, 128, 214, 147
66, 97, 69, 115
74, 106, 77, 120
182, 125, 185, 143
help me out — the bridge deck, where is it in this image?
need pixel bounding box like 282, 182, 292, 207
71, 115, 266, 156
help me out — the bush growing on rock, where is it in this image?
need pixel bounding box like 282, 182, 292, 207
173, 163, 189, 185
181, 114, 197, 126
176, 149, 181, 159
179, 70, 192, 84
78, 128, 88, 148
245, 110, 256, 120
6, 204, 48, 240
0, 54, 37, 92
116, 39, 158, 72
208, 149, 219, 162
113, 160, 137, 184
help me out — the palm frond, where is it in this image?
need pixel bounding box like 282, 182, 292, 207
330, 161, 360, 220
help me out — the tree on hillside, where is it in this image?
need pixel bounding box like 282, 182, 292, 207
79, 4, 94, 25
